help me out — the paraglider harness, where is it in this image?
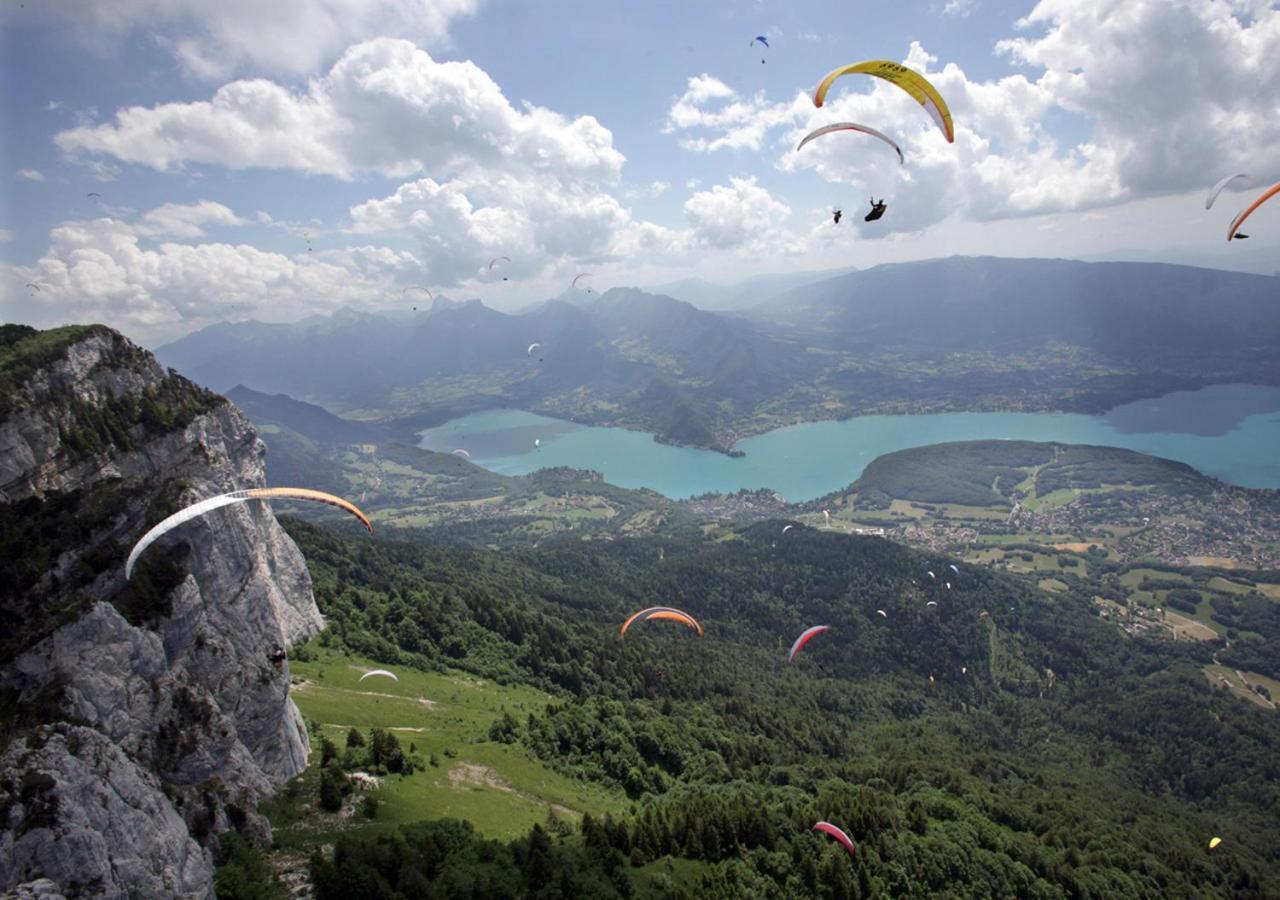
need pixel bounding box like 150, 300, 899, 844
832, 209, 843, 225
865, 198, 887, 222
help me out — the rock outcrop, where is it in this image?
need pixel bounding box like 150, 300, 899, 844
0, 325, 324, 898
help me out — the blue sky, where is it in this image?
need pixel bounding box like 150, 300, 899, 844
2, 0, 1279, 344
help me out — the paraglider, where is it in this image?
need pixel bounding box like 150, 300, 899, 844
796, 123, 904, 165
126, 488, 372, 580
527, 343, 542, 356
788, 625, 830, 662
452, 449, 470, 459
1208, 836, 1222, 850
832, 209, 842, 225
751, 35, 768, 63
876, 609, 887, 618
1205, 174, 1252, 210
782, 524, 794, 534
925, 600, 938, 607
926, 570, 935, 580
403, 286, 432, 300
865, 198, 887, 222
945, 582, 952, 590
813, 60, 954, 143
572, 273, 594, 293
949, 564, 960, 576
1229, 182, 1280, 241
360, 669, 399, 683
534, 439, 541, 451
24, 283, 40, 293
620, 607, 704, 637
812, 821, 857, 858
489, 256, 511, 280
823, 509, 831, 523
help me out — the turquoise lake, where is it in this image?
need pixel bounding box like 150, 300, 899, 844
418, 384, 1280, 502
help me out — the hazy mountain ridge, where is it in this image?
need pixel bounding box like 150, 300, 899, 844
157, 257, 1280, 453
759, 256, 1280, 358
160, 287, 796, 452
645, 265, 858, 311
0, 325, 322, 897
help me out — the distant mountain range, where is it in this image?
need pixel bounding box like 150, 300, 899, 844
644, 265, 858, 311
157, 256, 1280, 453
755, 256, 1280, 361
160, 288, 799, 451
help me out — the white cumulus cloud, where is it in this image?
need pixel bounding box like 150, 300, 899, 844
666, 1, 1280, 234
136, 200, 248, 238
43, 0, 479, 79
56, 38, 625, 183
683, 177, 795, 253
17, 169, 45, 181
665, 75, 804, 153
1, 208, 418, 343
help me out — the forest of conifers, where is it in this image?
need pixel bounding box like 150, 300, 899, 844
231, 519, 1280, 899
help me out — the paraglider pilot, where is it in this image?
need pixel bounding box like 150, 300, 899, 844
832, 209, 843, 225
865, 198, 887, 222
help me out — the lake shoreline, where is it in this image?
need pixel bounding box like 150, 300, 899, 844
418, 384, 1280, 502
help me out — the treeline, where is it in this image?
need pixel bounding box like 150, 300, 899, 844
848, 441, 1048, 507
831, 440, 1215, 512
307, 768, 1273, 898
268, 519, 1280, 897
1033, 445, 1203, 493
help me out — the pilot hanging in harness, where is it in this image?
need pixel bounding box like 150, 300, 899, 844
864, 197, 887, 222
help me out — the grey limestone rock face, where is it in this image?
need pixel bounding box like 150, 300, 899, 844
0, 327, 326, 898
0, 727, 210, 898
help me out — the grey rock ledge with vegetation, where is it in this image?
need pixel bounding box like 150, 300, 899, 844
0, 325, 323, 898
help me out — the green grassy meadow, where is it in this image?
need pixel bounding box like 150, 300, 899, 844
272, 648, 627, 845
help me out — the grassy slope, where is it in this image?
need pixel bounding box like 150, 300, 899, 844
275, 649, 626, 845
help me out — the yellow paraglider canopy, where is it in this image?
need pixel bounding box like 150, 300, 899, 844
1208, 836, 1222, 850
813, 60, 954, 144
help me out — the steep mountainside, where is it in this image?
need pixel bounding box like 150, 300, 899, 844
0, 325, 323, 897
226, 384, 381, 444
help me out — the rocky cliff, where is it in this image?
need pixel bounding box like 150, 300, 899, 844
0, 324, 324, 898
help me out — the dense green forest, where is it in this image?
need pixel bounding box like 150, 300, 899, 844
838, 441, 1210, 510
245, 520, 1280, 898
